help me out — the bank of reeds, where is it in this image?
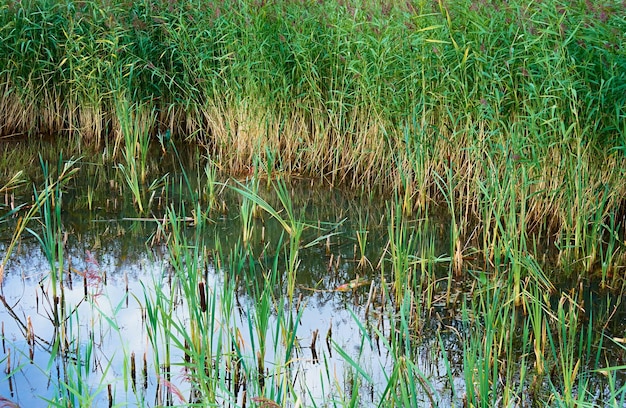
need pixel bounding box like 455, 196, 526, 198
1, 0, 625, 251
1, 0, 626, 405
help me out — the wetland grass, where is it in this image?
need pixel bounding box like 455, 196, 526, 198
1, 0, 626, 406
0, 0, 623, 226
0, 156, 79, 284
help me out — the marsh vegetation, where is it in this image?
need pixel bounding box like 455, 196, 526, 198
0, 0, 625, 406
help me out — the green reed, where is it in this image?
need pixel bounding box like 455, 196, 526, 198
1, 0, 623, 228
130, 175, 318, 405
463, 278, 511, 407
45, 306, 115, 408
202, 155, 219, 211
115, 98, 155, 213
334, 284, 445, 407
601, 338, 626, 406
0, 158, 147, 406
3, 155, 79, 352
2, 164, 626, 406
386, 198, 418, 305
2, 1, 626, 394
545, 292, 589, 406
354, 209, 371, 270
227, 178, 310, 302
1, 157, 79, 283
526, 280, 549, 376
0, 0, 623, 299
599, 213, 621, 289
142, 204, 220, 405
239, 180, 258, 247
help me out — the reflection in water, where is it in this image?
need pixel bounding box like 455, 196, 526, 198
1, 166, 623, 406
0, 183, 440, 405
0, 231, 457, 407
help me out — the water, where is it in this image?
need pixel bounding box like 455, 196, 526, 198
0, 208, 453, 406
0, 157, 447, 406
0, 145, 624, 406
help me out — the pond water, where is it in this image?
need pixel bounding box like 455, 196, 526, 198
0, 155, 448, 407
0, 145, 625, 407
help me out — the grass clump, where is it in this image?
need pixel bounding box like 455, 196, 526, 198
1, 0, 624, 266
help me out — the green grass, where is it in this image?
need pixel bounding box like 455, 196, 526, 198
0, 0, 626, 406
1, 0, 623, 280
1, 162, 625, 406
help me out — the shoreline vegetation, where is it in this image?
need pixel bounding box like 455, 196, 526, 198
2, 0, 625, 277
1, 0, 626, 406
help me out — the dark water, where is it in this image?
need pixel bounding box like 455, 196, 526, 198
0, 148, 452, 406
0, 146, 624, 406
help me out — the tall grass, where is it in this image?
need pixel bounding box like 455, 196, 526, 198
0, 156, 79, 284
0, 1, 625, 403
0, 0, 624, 252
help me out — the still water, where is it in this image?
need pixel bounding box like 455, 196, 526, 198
0, 165, 457, 407
0, 147, 624, 406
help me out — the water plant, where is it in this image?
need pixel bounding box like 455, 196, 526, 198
114, 97, 155, 214
1, 156, 79, 284
0, 0, 622, 243
354, 209, 371, 270
0, 0, 626, 406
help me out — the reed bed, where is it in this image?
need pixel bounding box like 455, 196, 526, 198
0, 0, 624, 247
1, 0, 626, 406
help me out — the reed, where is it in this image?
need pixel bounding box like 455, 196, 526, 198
0, 1, 625, 399
1, 168, 626, 407
0, 0, 623, 249
1, 156, 79, 285
114, 98, 155, 213
545, 292, 587, 406
354, 209, 371, 270
386, 199, 417, 306
202, 154, 219, 211
239, 181, 258, 247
